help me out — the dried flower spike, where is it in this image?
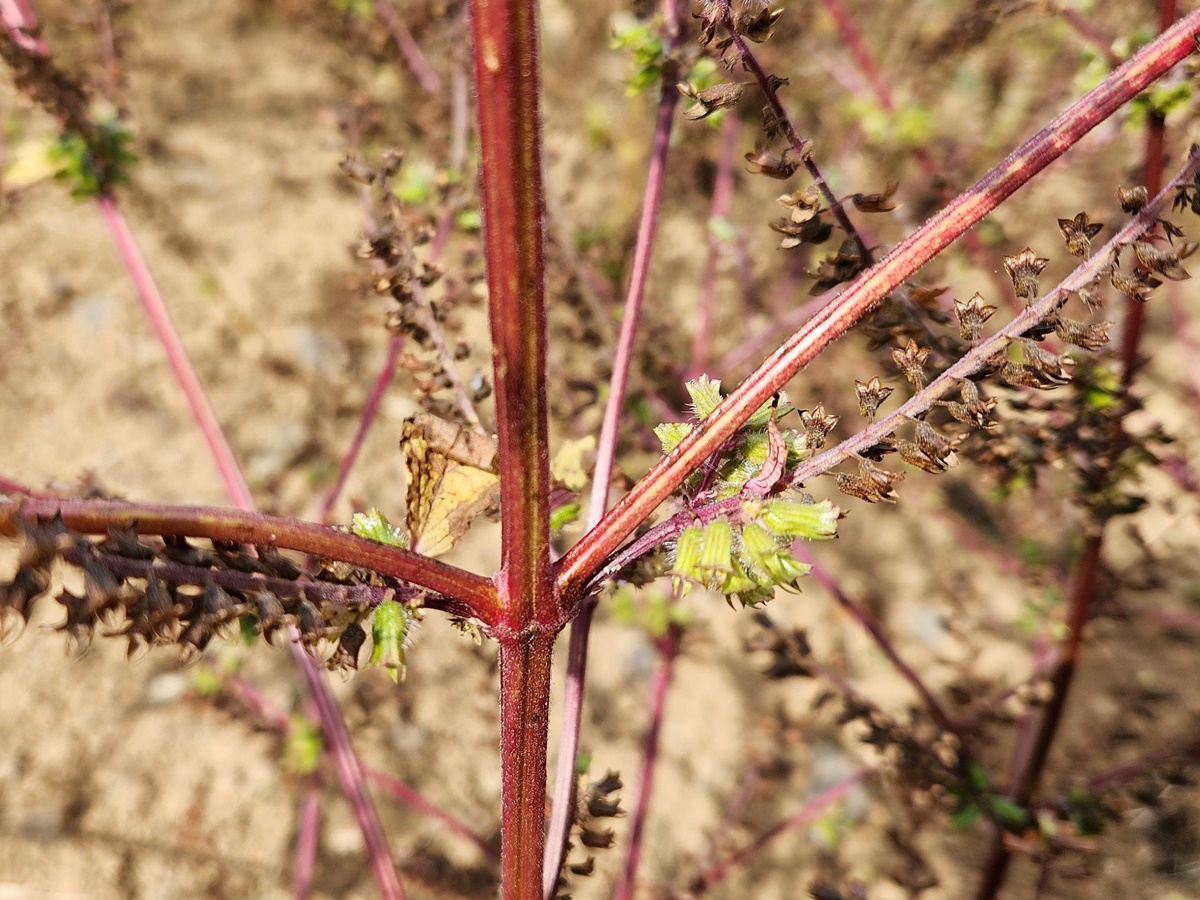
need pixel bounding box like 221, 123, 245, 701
1117, 184, 1149, 214
1057, 212, 1104, 257
1003, 248, 1050, 300
954, 292, 997, 342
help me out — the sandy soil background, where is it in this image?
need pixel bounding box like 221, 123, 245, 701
1, 1, 1199, 898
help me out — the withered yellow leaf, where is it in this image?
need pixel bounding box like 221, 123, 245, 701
400, 413, 499, 558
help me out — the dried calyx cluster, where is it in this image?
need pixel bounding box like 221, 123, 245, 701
0, 511, 415, 671
554, 770, 626, 895
342, 151, 490, 421
654, 175, 1197, 608
746, 612, 1118, 867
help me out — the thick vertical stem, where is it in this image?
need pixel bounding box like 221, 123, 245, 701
469, 1, 556, 892
498, 632, 556, 899
469, 0, 554, 630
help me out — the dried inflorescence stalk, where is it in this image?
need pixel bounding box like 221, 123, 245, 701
0, 513, 410, 669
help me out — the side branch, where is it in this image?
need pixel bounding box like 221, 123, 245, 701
554, 10, 1200, 602
574, 147, 1200, 595
0, 497, 501, 620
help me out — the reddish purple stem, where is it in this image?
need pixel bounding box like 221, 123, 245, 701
614, 622, 683, 900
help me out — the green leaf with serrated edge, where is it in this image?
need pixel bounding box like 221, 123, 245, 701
685, 375, 723, 419
352, 508, 407, 547
654, 422, 693, 453
745, 394, 792, 428
370, 600, 410, 683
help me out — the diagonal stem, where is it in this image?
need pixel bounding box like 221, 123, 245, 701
555, 10, 1200, 603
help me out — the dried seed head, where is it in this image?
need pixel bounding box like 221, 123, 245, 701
941, 379, 998, 428
954, 292, 998, 342
769, 214, 833, 249
895, 439, 946, 474
914, 419, 958, 467
328, 622, 367, 672
1057, 212, 1104, 257
1133, 241, 1191, 280
1053, 316, 1113, 350
1110, 265, 1160, 302
891, 340, 930, 389
855, 376, 893, 421
734, 6, 785, 42
852, 181, 900, 213
679, 81, 746, 120
1003, 248, 1050, 300
1075, 277, 1105, 311
777, 186, 823, 220
1020, 339, 1074, 384
744, 140, 805, 179
833, 457, 903, 503
800, 403, 839, 450
1117, 184, 1149, 214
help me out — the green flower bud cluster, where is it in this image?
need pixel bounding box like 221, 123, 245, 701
654, 376, 809, 500
670, 497, 838, 607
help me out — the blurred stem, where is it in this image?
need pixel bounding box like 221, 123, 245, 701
687, 111, 739, 381
976, 5, 1181, 896
374, 0, 442, 95
543, 1, 684, 890
688, 769, 872, 894
614, 621, 684, 900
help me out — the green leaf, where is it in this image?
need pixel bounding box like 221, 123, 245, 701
988, 796, 1029, 828
282, 716, 324, 776
685, 375, 724, 419
951, 800, 981, 829
654, 421, 693, 453
352, 508, 407, 547
48, 118, 137, 199
550, 501, 582, 533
